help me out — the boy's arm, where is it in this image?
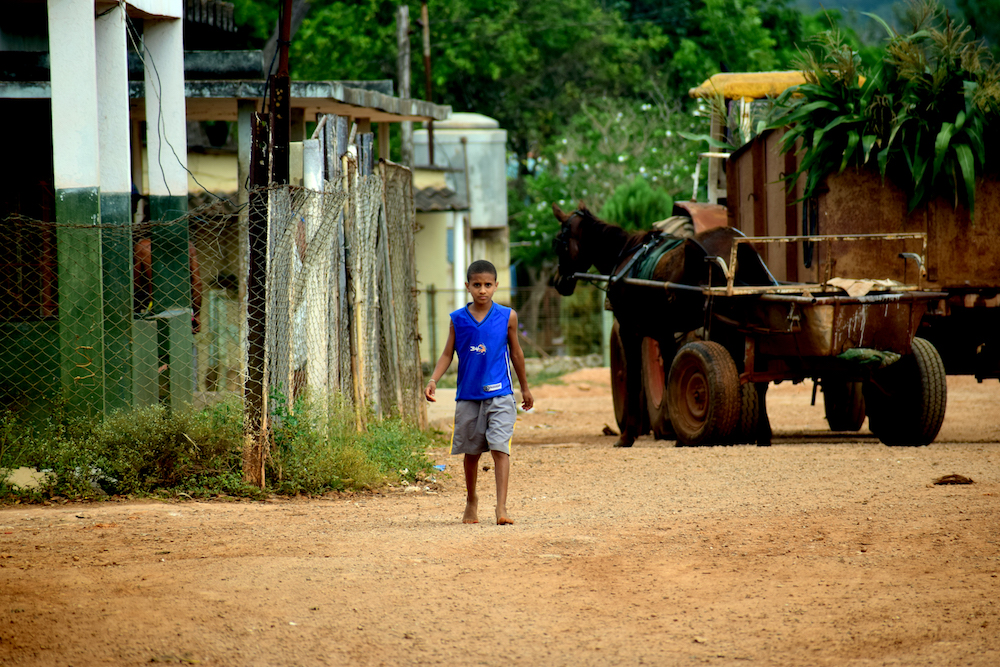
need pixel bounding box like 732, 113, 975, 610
425, 322, 456, 402
507, 310, 533, 411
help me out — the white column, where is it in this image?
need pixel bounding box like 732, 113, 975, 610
95, 2, 131, 193
143, 16, 193, 410
143, 17, 188, 197
452, 213, 467, 308
48, 0, 99, 192
95, 2, 137, 412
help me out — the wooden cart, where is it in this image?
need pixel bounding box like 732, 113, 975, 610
581, 232, 948, 446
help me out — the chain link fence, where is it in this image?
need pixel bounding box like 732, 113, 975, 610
257, 162, 424, 427
0, 159, 425, 438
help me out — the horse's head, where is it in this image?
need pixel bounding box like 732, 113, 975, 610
551, 203, 590, 296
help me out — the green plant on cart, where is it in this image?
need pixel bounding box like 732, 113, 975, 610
770, 0, 1000, 218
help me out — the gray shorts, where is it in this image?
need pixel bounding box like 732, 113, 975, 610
451, 394, 516, 456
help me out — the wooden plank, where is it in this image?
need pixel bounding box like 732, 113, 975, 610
783, 144, 799, 282
377, 122, 391, 161
357, 132, 374, 176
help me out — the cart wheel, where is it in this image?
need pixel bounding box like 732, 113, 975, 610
667, 341, 740, 446
642, 338, 675, 440
610, 320, 649, 435
730, 382, 760, 444
610, 320, 628, 433
822, 379, 866, 432
866, 337, 947, 447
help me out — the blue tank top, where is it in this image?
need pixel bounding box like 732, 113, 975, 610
451, 303, 513, 401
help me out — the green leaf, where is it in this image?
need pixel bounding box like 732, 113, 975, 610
877, 144, 892, 176
861, 134, 878, 164
933, 122, 955, 178
953, 109, 966, 133
677, 132, 732, 150
964, 123, 986, 166
863, 12, 897, 39
841, 130, 861, 171
813, 114, 862, 152
954, 143, 977, 221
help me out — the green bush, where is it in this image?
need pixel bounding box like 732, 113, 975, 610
598, 177, 675, 231
268, 390, 434, 495
1, 391, 435, 502
560, 286, 604, 356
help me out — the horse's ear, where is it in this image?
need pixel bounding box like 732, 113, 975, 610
552, 202, 570, 223
577, 200, 589, 213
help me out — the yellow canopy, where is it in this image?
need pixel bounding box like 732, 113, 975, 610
688, 71, 809, 101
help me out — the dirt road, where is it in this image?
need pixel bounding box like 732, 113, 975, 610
1, 369, 998, 666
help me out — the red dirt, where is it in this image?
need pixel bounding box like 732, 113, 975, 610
1, 369, 998, 666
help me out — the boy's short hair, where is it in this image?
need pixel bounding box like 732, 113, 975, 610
466, 259, 498, 282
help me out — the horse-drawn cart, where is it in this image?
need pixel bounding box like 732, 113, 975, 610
572, 230, 948, 447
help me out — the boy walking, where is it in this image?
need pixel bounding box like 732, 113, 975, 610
425, 260, 533, 525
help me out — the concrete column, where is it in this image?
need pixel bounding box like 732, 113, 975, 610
96, 1, 134, 412
144, 17, 194, 409
48, 0, 104, 417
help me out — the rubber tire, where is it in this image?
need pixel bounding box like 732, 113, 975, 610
610, 320, 649, 436
823, 379, 866, 432
642, 338, 675, 440
730, 382, 760, 445
667, 341, 740, 446
866, 337, 947, 447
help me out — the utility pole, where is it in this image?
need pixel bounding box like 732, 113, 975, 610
421, 0, 434, 165
270, 0, 293, 185
397, 5, 413, 167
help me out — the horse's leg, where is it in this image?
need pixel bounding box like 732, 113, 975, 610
756, 382, 772, 446
615, 327, 644, 448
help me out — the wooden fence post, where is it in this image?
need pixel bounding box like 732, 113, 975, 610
244, 112, 270, 488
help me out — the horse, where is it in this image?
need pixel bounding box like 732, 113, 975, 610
551, 203, 776, 448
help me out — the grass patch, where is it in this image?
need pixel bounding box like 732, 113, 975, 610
0, 391, 436, 503
532, 368, 570, 386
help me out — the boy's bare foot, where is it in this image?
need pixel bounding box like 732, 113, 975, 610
462, 499, 479, 524
496, 507, 513, 525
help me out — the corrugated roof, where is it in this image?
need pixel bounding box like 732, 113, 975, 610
414, 187, 468, 212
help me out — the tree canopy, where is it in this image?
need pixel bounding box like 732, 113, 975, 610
229, 0, 997, 272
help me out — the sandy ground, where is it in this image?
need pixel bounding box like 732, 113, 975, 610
1, 369, 998, 667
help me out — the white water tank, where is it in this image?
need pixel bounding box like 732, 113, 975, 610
414, 112, 507, 229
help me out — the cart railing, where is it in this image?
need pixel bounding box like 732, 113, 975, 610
715, 232, 929, 297
571, 232, 930, 298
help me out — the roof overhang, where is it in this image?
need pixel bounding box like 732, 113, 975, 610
140, 80, 451, 123
689, 71, 809, 101
0, 79, 452, 123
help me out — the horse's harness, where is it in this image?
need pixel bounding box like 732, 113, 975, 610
609, 232, 684, 286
